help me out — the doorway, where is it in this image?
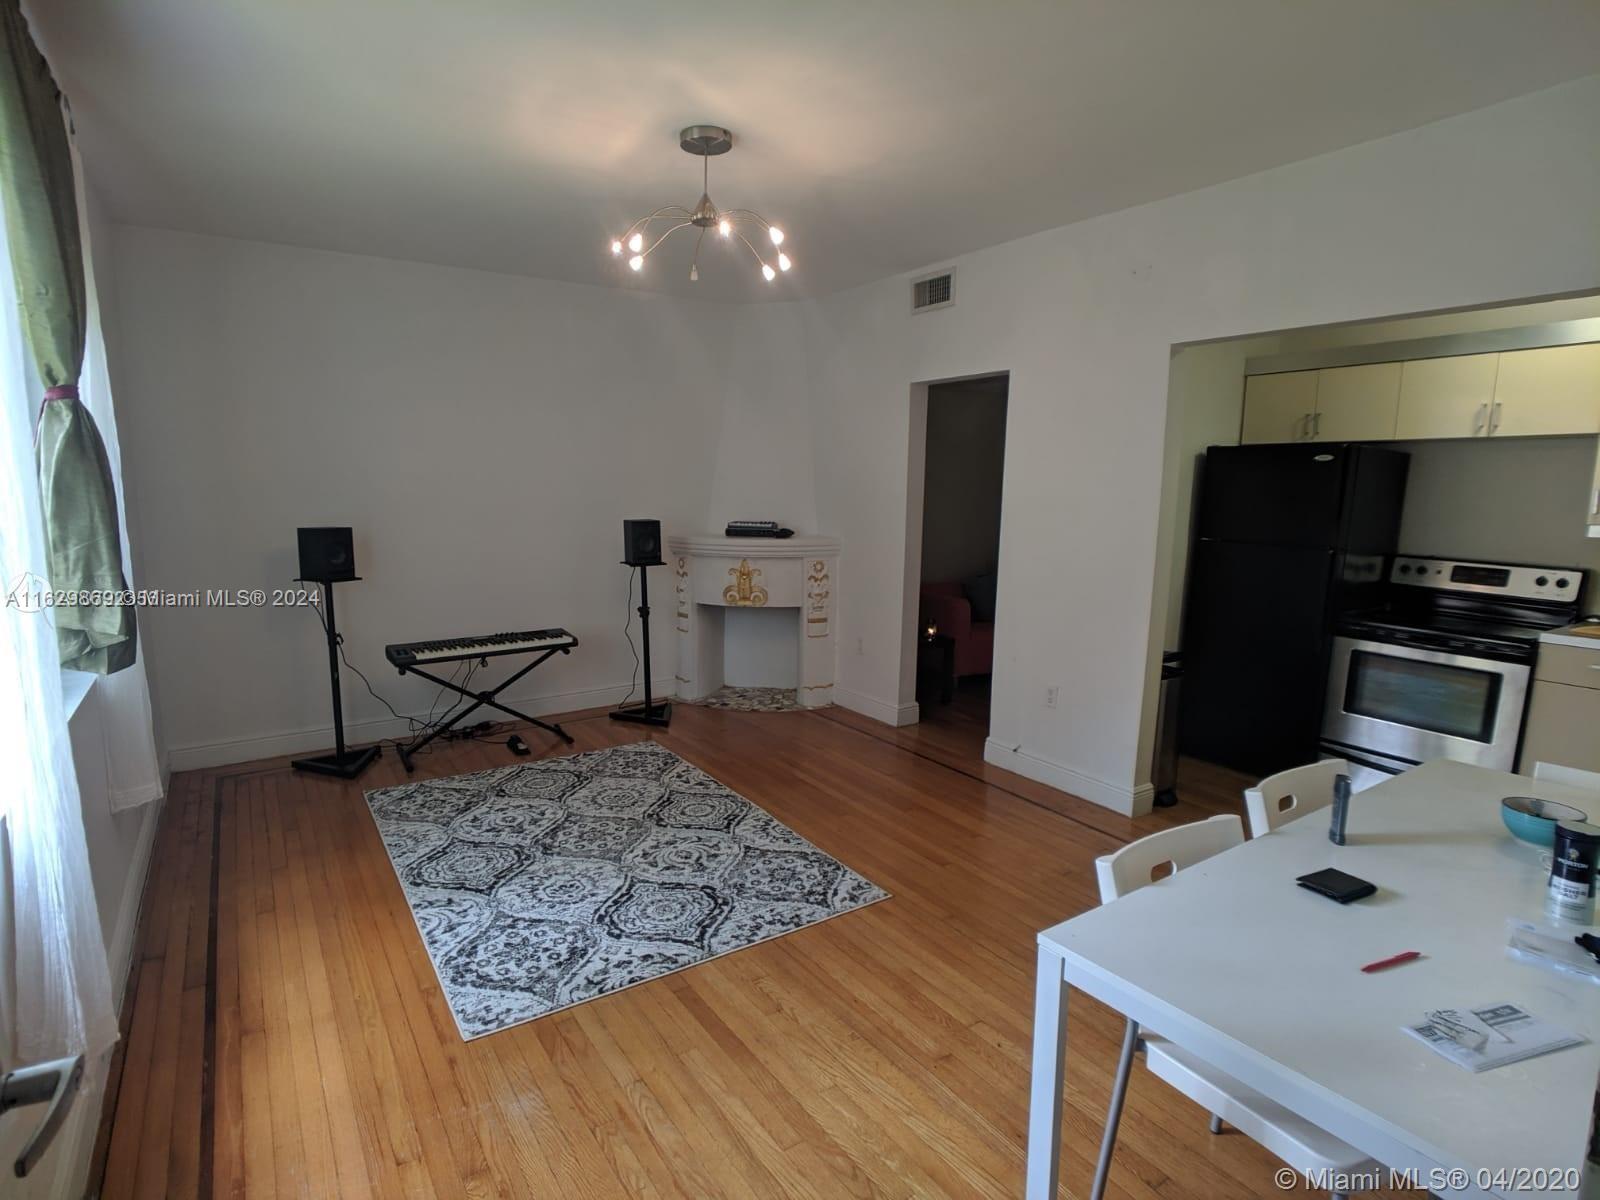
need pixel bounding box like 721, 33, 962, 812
911, 375, 1008, 751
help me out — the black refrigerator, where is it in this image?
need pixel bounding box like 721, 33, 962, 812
1179, 442, 1408, 776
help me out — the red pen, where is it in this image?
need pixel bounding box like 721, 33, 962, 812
1361, 950, 1422, 973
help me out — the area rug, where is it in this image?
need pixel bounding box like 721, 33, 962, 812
365, 741, 888, 1038
683, 685, 806, 712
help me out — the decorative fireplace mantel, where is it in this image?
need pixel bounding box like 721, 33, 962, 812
666, 534, 839, 708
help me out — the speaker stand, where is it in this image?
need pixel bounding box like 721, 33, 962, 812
611, 560, 672, 727
292, 578, 381, 779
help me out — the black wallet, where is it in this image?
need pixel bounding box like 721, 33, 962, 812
1295, 867, 1377, 904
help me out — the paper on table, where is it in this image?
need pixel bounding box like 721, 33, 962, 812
1403, 1002, 1586, 1073
1507, 917, 1600, 986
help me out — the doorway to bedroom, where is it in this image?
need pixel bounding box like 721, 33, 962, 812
913, 374, 1008, 748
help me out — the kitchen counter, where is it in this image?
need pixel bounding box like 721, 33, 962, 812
1540, 618, 1600, 650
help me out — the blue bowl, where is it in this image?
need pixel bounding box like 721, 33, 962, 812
1501, 796, 1590, 848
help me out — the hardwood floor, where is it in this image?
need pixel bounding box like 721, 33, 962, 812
93, 705, 1421, 1198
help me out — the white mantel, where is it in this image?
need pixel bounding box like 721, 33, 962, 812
666, 534, 839, 707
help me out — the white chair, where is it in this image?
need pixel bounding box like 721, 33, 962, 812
1532, 761, 1600, 792
1244, 758, 1349, 839
1088, 814, 1378, 1200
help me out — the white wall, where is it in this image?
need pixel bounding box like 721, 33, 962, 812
1398, 436, 1600, 592
803, 74, 1600, 814
706, 304, 817, 534
111, 227, 816, 768
919, 381, 1008, 584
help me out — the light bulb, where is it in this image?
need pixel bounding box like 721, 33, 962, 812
628, 255, 644, 272
768, 226, 785, 246
718, 218, 731, 237
627, 232, 643, 253
610, 239, 622, 256
761, 263, 776, 282
777, 252, 791, 272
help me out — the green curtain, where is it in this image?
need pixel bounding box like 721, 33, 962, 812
1, 0, 134, 673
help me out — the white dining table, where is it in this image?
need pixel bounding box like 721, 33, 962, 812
1026, 759, 1600, 1199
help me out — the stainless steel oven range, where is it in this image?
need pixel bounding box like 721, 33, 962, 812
1320, 556, 1585, 789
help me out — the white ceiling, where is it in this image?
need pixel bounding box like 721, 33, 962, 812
30, 1, 1600, 302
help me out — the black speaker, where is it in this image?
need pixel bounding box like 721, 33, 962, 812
622, 519, 663, 567
297, 527, 356, 582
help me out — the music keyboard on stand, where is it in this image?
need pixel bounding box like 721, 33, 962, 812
386, 628, 577, 669
384, 627, 578, 769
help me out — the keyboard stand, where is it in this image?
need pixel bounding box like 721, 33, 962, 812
394, 646, 575, 772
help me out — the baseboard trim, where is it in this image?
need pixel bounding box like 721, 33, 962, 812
833, 688, 920, 728
106, 797, 163, 1008
982, 738, 1150, 817
165, 677, 678, 772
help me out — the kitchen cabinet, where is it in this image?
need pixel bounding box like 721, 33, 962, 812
1395, 353, 1499, 440
1491, 344, 1600, 438
1519, 641, 1600, 775
1242, 341, 1600, 447
1312, 362, 1401, 442
1240, 371, 1317, 445
1239, 364, 1399, 444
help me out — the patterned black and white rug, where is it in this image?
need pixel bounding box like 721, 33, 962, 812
684, 686, 804, 712
366, 741, 888, 1039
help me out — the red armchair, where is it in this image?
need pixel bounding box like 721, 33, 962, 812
919, 581, 994, 680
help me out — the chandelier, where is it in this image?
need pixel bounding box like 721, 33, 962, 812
610, 126, 791, 284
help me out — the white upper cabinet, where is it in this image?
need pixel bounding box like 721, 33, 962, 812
1395, 353, 1499, 440
1490, 344, 1600, 438
1242, 342, 1600, 445
1311, 362, 1401, 442
1240, 371, 1317, 444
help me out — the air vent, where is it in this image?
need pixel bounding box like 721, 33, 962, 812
912, 269, 955, 313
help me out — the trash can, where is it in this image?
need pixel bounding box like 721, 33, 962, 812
1152, 650, 1182, 808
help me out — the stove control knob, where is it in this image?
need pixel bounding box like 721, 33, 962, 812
1398, 564, 1412, 574
1536, 575, 1550, 587
1555, 577, 1571, 589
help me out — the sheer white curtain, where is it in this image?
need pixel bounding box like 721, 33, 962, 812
0, 174, 116, 1070
71, 139, 161, 811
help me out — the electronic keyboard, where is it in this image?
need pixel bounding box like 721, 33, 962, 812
725, 520, 794, 538
385, 627, 578, 669
384, 627, 578, 768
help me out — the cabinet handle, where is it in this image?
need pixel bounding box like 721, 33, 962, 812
1297, 412, 1311, 440
1312, 411, 1321, 439
1489, 400, 1503, 434
1473, 403, 1487, 434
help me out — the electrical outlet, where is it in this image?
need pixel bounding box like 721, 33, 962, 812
1044, 685, 1059, 709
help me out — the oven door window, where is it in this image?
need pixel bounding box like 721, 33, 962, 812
1343, 650, 1502, 742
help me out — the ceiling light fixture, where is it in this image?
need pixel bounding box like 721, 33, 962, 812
610, 126, 790, 284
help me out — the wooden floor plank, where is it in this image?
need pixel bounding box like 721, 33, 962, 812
93, 701, 1423, 1199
